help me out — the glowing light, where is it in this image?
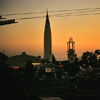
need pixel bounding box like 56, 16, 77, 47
32, 63, 40, 66
59, 65, 63, 68
12, 66, 19, 69
45, 67, 52, 72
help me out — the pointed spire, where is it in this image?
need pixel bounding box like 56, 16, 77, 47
45, 9, 50, 25
46, 8, 49, 19
44, 8, 52, 62
47, 8, 48, 14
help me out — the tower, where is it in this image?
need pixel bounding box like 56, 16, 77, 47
44, 11, 52, 62
67, 37, 76, 63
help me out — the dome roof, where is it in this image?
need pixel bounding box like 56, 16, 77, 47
6, 52, 41, 65
69, 37, 74, 42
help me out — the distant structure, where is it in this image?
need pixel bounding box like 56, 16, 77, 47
44, 11, 52, 62
67, 37, 76, 63
6, 52, 41, 68
0, 52, 8, 63
0, 19, 17, 26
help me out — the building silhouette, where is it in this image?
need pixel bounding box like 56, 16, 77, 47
67, 37, 77, 63
44, 11, 52, 62
6, 52, 41, 68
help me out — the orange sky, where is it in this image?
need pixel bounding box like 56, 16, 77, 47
0, 0, 100, 60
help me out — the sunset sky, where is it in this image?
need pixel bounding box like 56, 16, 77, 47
0, 0, 100, 60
